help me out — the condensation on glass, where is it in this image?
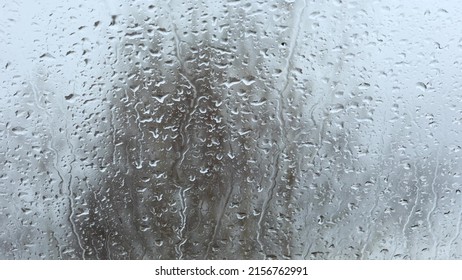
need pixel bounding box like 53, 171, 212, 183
1, 0, 462, 259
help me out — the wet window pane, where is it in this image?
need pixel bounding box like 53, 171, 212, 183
1, 0, 462, 259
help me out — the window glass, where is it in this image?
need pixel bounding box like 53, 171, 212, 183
1, 0, 461, 259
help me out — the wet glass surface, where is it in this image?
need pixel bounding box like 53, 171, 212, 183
1, 0, 462, 259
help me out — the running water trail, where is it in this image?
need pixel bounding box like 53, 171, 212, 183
256, 0, 307, 258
